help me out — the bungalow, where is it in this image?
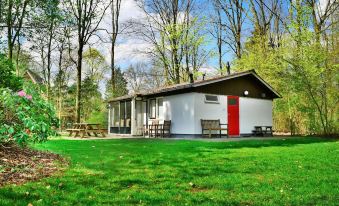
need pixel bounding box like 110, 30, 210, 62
107, 70, 281, 137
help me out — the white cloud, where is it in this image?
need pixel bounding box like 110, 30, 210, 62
96, 0, 151, 67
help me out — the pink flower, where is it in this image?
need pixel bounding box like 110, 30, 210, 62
18, 90, 26, 97
26, 95, 32, 100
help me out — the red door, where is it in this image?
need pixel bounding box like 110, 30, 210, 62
228, 96, 239, 136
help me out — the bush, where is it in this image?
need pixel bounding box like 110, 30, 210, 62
0, 54, 22, 90
0, 85, 59, 145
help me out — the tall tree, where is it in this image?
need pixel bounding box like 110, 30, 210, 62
110, 0, 122, 92
306, 0, 339, 43
64, 0, 111, 122
211, 2, 224, 72
215, 0, 246, 59
3, 0, 31, 73
83, 48, 108, 83
133, 0, 198, 84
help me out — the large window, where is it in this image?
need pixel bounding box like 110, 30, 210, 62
126, 101, 131, 127
111, 102, 119, 127
110, 101, 132, 134
120, 101, 125, 127
157, 98, 164, 119
149, 99, 156, 119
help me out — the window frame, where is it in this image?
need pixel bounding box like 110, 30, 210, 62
204, 94, 219, 104
157, 98, 164, 119
149, 99, 157, 119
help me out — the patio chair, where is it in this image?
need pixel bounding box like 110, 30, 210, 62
160, 120, 171, 137
148, 119, 159, 137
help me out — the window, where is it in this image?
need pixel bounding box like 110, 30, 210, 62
111, 102, 119, 127
120, 101, 125, 127
157, 98, 164, 119
149, 99, 156, 119
228, 98, 237, 105
125, 101, 131, 127
205, 95, 219, 104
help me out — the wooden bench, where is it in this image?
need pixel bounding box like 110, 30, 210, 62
201, 119, 228, 138
252, 126, 273, 137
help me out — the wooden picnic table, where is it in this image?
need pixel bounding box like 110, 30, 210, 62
67, 123, 106, 138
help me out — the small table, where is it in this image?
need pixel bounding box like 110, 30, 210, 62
67, 123, 106, 138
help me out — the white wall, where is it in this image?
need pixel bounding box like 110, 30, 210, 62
239, 98, 273, 134
163, 93, 196, 134
153, 93, 273, 135
163, 93, 227, 134
193, 93, 228, 134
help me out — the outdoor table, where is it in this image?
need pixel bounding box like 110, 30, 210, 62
67, 123, 106, 138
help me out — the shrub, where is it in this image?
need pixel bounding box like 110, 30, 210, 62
0, 54, 22, 90
0, 85, 59, 145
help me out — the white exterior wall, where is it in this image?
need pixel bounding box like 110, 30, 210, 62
193, 93, 228, 134
163, 92, 228, 135
133, 92, 273, 136
163, 93, 196, 134
239, 98, 273, 134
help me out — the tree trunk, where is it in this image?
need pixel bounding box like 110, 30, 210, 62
76, 44, 83, 123
111, 42, 115, 91
7, 0, 13, 64
46, 21, 54, 100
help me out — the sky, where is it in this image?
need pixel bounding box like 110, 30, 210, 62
8, 0, 330, 94
96, 0, 223, 72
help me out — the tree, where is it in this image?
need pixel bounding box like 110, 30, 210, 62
105, 67, 128, 99
28, 0, 61, 100
0, 54, 22, 90
64, 0, 111, 122
215, 0, 246, 59
81, 77, 102, 121
110, 0, 122, 91
83, 48, 108, 84
211, 2, 224, 72
2, 0, 33, 73
284, 1, 338, 135
124, 63, 165, 94
133, 0, 198, 84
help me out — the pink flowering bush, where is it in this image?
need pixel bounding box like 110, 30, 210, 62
0, 85, 59, 145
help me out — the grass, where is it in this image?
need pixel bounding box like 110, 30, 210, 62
0, 137, 338, 205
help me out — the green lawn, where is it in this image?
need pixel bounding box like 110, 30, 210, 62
0, 137, 338, 205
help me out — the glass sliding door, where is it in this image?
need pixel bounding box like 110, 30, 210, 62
110, 102, 120, 133
110, 100, 132, 134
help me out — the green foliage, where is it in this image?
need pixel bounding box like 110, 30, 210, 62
235, 5, 338, 135
0, 54, 22, 91
0, 84, 59, 145
86, 110, 108, 128
105, 68, 128, 99
83, 48, 108, 83
0, 138, 337, 205
81, 77, 104, 122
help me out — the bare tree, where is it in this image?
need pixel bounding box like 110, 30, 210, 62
3, 0, 30, 72
110, 0, 122, 91
132, 0, 199, 84
211, 1, 224, 72
306, 0, 339, 43
215, 0, 246, 59
64, 0, 111, 122
249, 0, 278, 36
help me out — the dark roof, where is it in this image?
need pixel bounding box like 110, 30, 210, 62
25, 69, 44, 84
108, 70, 281, 102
